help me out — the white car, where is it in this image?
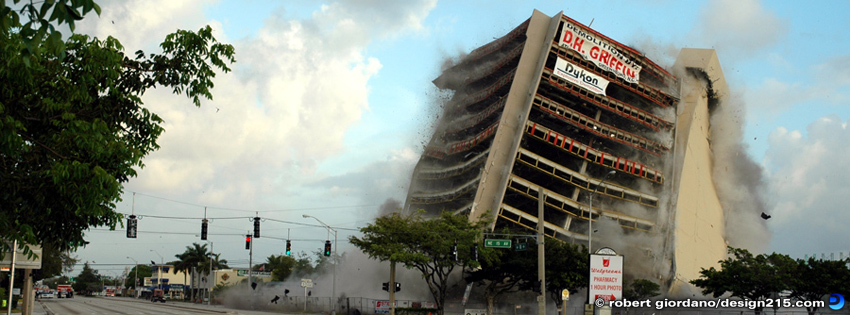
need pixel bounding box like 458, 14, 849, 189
39, 292, 55, 299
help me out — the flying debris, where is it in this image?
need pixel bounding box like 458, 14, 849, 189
761, 212, 772, 220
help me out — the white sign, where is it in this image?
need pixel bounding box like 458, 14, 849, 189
0, 243, 43, 270
465, 309, 486, 315
300, 278, 313, 288
375, 300, 391, 314
559, 21, 641, 84
589, 254, 623, 302
554, 58, 609, 95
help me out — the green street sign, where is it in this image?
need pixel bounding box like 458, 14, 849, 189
514, 242, 528, 251
485, 239, 512, 248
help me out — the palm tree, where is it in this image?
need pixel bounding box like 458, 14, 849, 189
174, 243, 209, 301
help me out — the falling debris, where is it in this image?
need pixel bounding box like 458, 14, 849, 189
761, 212, 772, 220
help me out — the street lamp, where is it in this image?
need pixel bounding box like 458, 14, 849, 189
588, 170, 616, 253
150, 250, 163, 293
302, 214, 338, 315
126, 257, 139, 298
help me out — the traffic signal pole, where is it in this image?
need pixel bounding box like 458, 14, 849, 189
389, 262, 396, 315
248, 234, 253, 287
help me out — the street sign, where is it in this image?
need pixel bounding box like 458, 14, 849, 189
484, 239, 511, 248
514, 242, 528, 251
300, 278, 313, 288
465, 309, 486, 315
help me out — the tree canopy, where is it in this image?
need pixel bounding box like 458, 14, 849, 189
71, 262, 100, 293
350, 211, 491, 315
690, 247, 850, 315
0, 0, 235, 258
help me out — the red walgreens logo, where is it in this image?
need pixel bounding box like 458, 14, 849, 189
602, 258, 610, 267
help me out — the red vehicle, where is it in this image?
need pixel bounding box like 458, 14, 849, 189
150, 289, 166, 303
105, 288, 115, 297
57, 285, 74, 298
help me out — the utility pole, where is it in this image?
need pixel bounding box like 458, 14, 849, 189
389, 262, 396, 315
538, 187, 546, 315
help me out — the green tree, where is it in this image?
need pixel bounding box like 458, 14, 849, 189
538, 239, 588, 308
291, 251, 316, 277
0, 0, 235, 258
690, 247, 795, 315
261, 254, 296, 281
198, 252, 228, 275
350, 211, 490, 315
33, 243, 78, 281
790, 257, 850, 315
124, 264, 152, 290
0, 0, 101, 62
623, 278, 660, 300
175, 243, 215, 300
72, 262, 100, 294
465, 235, 533, 315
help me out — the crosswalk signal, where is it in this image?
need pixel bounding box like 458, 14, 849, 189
201, 219, 208, 240
286, 240, 291, 256
382, 282, 389, 292
245, 235, 252, 250
253, 217, 261, 238
394, 282, 401, 292
324, 240, 332, 257
126, 215, 137, 238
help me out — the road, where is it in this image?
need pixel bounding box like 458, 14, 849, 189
35, 296, 285, 315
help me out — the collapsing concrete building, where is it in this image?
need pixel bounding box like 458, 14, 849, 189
403, 10, 731, 294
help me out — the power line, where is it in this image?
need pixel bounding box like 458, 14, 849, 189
116, 213, 362, 231
130, 191, 380, 213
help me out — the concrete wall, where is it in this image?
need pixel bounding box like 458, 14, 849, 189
667, 49, 729, 296
469, 9, 562, 225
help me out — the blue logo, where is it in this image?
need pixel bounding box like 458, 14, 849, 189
829, 293, 845, 310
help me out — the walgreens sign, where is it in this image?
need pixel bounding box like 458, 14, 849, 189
589, 254, 623, 302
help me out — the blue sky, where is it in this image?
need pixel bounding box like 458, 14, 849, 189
68, 0, 850, 282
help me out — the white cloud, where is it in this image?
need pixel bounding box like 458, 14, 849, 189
743, 78, 813, 120
693, 0, 787, 62
765, 115, 850, 256
74, 0, 437, 211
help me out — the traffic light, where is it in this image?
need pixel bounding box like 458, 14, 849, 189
201, 219, 208, 240
253, 217, 261, 238
285, 240, 291, 256
471, 244, 479, 261
324, 240, 332, 257
382, 282, 389, 292
451, 241, 458, 262
394, 282, 401, 292
126, 215, 137, 238
245, 235, 252, 250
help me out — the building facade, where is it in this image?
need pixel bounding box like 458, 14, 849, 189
403, 10, 729, 295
